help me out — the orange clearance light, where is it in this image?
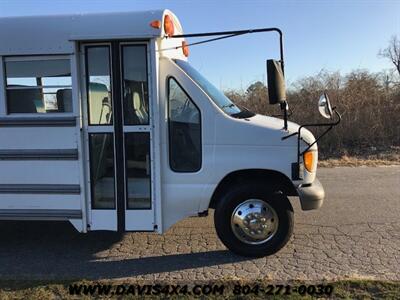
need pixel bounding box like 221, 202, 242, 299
150, 20, 161, 29
164, 14, 174, 36
182, 41, 189, 57
303, 150, 315, 172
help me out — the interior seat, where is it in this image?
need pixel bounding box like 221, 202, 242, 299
133, 91, 149, 124
56, 88, 73, 112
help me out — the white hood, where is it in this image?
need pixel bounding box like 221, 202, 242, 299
215, 113, 317, 149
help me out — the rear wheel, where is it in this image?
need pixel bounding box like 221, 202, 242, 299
214, 183, 293, 257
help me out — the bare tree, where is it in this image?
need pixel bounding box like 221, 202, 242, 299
379, 35, 400, 76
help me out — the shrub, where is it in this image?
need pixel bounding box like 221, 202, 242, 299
227, 70, 400, 158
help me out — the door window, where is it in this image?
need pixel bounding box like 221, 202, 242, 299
125, 133, 151, 209
89, 133, 115, 209
86, 46, 113, 125
168, 78, 201, 172
121, 45, 149, 125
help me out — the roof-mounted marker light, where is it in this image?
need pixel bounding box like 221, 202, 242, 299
150, 20, 161, 29
164, 14, 174, 36
182, 41, 189, 57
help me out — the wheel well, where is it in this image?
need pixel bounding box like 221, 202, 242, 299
209, 169, 298, 209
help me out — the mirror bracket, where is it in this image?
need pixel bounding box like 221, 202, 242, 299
282, 109, 342, 180
280, 100, 288, 130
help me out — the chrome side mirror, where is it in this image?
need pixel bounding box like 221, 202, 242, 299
318, 93, 333, 119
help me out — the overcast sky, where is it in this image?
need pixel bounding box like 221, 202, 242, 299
1, 0, 399, 90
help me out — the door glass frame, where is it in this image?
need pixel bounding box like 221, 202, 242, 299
80, 42, 118, 231
81, 40, 154, 231
119, 43, 150, 126
85, 45, 114, 126
119, 42, 152, 212
84, 44, 116, 212
123, 132, 152, 210
167, 76, 202, 173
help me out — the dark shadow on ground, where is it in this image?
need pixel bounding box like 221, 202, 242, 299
0, 221, 248, 288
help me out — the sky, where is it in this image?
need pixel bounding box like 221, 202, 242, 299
1, 0, 399, 90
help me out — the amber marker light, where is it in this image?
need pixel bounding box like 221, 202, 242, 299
182, 41, 189, 57
150, 20, 161, 29
164, 14, 174, 36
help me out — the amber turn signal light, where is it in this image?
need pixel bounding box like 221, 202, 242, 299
303, 151, 315, 172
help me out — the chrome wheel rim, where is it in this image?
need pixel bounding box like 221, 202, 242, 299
231, 199, 279, 245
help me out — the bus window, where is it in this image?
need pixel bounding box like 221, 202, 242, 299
5, 57, 72, 113
168, 77, 201, 172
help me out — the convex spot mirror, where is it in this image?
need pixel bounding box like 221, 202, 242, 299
318, 93, 333, 119
267, 59, 286, 105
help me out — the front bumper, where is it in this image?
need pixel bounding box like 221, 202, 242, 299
297, 177, 325, 210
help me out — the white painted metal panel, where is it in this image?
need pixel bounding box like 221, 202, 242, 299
0, 161, 80, 184
79, 44, 92, 228
125, 210, 154, 231
0, 194, 81, 210
0, 50, 85, 225
71, 48, 88, 232
0, 127, 77, 149
0, 10, 184, 55
158, 58, 218, 232
90, 210, 117, 231
150, 40, 163, 233
69, 219, 84, 232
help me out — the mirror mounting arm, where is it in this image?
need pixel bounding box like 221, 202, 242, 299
280, 100, 288, 130
171, 28, 289, 129
282, 110, 342, 180
299, 125, 333, 156
282, 109, 341, 140
171, 27, 284, 70
302, 110, 341, 151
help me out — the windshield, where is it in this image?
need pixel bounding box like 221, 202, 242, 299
175, 60, 254, 118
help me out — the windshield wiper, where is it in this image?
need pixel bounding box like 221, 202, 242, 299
221, 103, 236, 109
231, 105, 255, 119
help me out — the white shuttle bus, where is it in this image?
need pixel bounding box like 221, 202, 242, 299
0, 10, 339, 257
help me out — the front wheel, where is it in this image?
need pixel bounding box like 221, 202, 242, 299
214, 183, 294, 257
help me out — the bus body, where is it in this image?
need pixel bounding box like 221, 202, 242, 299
0, 10, 325, 257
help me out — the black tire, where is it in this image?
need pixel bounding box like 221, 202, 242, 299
214, 182, 294, 257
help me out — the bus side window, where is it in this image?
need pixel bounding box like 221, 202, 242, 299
4, 58, 72, 114
168, 77, 201, 172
